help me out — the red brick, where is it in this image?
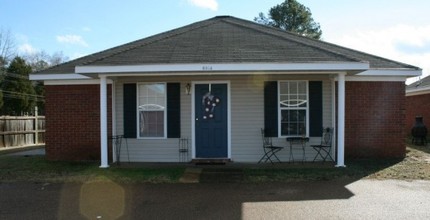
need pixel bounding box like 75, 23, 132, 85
344, 82, 405, 158
45, 85, 112, 161
405, 93, 430, 136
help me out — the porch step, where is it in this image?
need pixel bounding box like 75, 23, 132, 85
191, 159, 231, 165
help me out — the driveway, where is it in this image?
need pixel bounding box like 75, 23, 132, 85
1, 179, 430, 219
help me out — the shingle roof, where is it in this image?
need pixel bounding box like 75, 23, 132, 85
406, 75, 430, 91
35, 16, 420, 74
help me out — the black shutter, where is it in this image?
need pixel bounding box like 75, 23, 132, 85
264, 81, 278, 137
309, 81, 323, 137
167, 83, 181, 138
123, 83, 137, 138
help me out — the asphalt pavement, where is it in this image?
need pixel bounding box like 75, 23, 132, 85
0, 146, 45, 156
1, 148, 430, 219
1, 179, 430, 220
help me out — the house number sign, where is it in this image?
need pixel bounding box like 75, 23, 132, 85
202, 66, 213, 70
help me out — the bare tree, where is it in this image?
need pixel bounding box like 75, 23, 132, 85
21, 51, 68, 114
24, 50, 69, 71
0, 28, 16, 67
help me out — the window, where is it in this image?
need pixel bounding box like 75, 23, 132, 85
138, 83, 166, 138
279, 81, 308, 136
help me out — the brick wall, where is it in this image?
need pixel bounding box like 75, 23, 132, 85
45, 84, 112, 161
405, 93, 430, 135
345, 81, 406, 158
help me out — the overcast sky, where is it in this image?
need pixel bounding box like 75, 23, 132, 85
1, 0, 429, 83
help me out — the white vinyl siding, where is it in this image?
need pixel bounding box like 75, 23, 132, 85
114, 75, 333, 162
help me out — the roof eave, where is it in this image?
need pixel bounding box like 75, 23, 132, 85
30, 63, 421, 81
406, 86, 430, 96
358, 69, 422, 77
75, 62, 369, 77
29, 73, 90, 81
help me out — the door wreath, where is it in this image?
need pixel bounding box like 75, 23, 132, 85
202, 91, 221, 120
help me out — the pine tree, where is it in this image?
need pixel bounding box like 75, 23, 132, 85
1, 56, 36, 115
255, 0, 322, 39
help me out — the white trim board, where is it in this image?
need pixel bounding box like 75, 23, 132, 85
40, 75, 410, 85
406, 87, 430, 96
76, 62, 369, 74
44, 79, 113, 85
29, 73, 90, 80
358, 69, 421, 77
31, 64, 419, 82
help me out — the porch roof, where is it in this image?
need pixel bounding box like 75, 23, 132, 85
32, 16, 420, 78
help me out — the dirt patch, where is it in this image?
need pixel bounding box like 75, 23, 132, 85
368, 145, 430, 180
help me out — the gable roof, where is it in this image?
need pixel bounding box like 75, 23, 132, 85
34, 16, 420, 76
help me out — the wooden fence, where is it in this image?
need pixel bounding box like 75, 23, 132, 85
0, 115, 45, 148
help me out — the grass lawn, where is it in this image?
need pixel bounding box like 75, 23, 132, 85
0, 144, 429, 183
245, 144, 430, 182
244, 159, 400, 182
0, 156, 185, 183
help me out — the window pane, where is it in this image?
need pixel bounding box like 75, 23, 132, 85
280, 94, 288, 107
289, 82, 297, 94
281, 110, 306, 136
298, 81, 306, 94
138, 84, 166, 105
139, 85, 147, 97
280, 82, 288, 94
138, 83, 166, 138
146, 84, 165, 96
139, 111, 164, 137
298, 95, 307, 107
156, 97, 165, 107
279, 81, 308, 136
146, 97, 157, 106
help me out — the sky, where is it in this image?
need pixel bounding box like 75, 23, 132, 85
1, 0, 429, 84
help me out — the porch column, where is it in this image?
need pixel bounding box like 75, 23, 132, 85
100, 75, 109, 168
336, 73, 346, 167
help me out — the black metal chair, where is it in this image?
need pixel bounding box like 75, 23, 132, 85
311, 127, 334, 162
258, 129, 284, 164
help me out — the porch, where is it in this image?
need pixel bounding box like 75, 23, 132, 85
100, 73, 347, 167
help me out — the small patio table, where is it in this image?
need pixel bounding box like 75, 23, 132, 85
286, 137, 309, 162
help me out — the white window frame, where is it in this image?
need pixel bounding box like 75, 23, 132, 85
278, 80, 309, 137
137, 82, 167, 139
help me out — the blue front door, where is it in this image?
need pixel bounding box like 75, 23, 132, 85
195, 83, 228, 158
